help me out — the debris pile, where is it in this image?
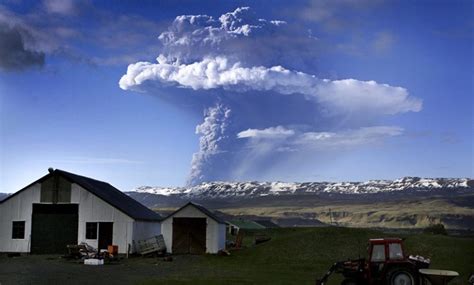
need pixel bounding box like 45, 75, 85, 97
66, 242, 119, 265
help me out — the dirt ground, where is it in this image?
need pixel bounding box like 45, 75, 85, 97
0, 254, 204, 285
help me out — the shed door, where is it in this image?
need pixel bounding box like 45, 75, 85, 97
31, 204, 78, 254
172, 217, 206, 254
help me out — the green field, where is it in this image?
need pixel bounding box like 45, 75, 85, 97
1, 227, 471, 285
141, 227, 474, 285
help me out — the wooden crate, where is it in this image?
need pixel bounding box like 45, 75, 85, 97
136, 235, 166, 255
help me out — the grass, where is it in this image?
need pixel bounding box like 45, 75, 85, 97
140, 227, 474, 285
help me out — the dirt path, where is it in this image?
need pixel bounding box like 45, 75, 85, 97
0, 254, 197, 285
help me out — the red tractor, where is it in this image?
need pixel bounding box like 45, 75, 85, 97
316, 238, 431, 285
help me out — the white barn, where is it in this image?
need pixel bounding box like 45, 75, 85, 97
161, 202, 226, 254
0, 169, 162, 254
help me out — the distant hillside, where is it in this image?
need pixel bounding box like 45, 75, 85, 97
127, 177, 473, 209
126, 177, 473, 230
0, 193, 9, 202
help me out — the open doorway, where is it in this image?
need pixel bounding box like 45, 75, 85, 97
98, 222, 113, 250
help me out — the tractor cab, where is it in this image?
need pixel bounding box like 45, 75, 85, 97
367, 238, 408, 283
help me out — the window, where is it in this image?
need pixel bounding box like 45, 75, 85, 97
389, 243, 404, 260
12, 221, 25, 239
86, 222, 97, 239
371, 244, 386, 262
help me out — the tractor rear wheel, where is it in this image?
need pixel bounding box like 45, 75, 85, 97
386, 268, 416, 285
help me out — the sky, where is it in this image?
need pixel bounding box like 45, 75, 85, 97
0, 0, 472, 193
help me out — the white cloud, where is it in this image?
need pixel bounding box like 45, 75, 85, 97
159, 7, 284, 47
156, 7, 316, 69
119, 56, 422, 117
237, 126, 295, 139
43, 0, 76, 15
239, 125, 404, 150
158, 7, 286, 53
296, 126, 404, 148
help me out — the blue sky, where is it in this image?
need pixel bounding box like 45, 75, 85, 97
0, 0, 472, 193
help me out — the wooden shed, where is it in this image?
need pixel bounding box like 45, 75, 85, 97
0, 169, 162, 254
161, 202, 226, 254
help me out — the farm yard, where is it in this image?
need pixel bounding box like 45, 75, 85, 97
0, 227, 473, 285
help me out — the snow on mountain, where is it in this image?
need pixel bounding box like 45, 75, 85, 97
133, 177, 472, 199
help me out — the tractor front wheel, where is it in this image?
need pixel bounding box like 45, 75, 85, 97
386, 268, 416, 285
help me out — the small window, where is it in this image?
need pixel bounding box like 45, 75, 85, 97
86, 222, 97, 239
12, 221, 25, 239
389, 243, 404, 260
371, 244, 386, 262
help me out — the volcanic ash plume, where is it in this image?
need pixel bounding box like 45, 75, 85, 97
187, 103, 232, 186
119, 7, 423, 185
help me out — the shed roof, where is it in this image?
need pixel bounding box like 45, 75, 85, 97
228, 219, 265, 230
1, 169, 161, 222
163, 202, 226, 224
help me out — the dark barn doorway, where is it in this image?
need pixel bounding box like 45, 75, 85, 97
172, 217, 206, 254
98, 222, 113, 250
31, 204, 78, 254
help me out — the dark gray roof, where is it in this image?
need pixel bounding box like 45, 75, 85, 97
1, 169, 161, 222
164, 202, 225, 224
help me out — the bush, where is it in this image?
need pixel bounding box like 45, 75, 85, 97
423, 223, 447, 235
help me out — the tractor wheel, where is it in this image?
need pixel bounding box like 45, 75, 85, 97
386, 268, 417, 285
341, 279, 358, 285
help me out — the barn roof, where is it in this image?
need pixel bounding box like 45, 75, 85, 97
1, 169, 161, 222
163, 202, 226, 224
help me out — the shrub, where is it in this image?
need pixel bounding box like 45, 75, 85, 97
423, 223, 447, 235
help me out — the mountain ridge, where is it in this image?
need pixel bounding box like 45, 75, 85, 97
133, 177, 473, 199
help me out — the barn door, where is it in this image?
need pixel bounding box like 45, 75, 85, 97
31, 204, 78, 254
98, 222, 113, 250
172, 218, 206, 254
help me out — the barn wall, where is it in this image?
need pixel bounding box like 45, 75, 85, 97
71, 184, 134, 254
161, 205, 225, 254
132, 221, 161, 251
0, 184, 41, 252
